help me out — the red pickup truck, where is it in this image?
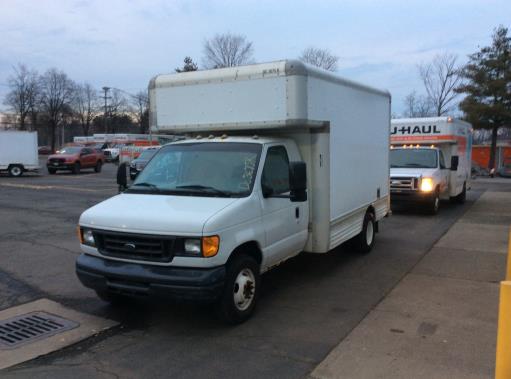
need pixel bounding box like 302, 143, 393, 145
47, 146, 104, 174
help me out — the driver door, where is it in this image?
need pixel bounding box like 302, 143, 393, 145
260, 145, 303, 267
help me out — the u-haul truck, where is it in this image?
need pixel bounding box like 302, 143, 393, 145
390, 117, 472, 214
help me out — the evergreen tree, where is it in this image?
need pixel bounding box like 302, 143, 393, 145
457, 26, 511, 170
175, 57, 198, 73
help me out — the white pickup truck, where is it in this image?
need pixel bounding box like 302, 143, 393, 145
390, 117, 472, 213
75, 60, 391, 323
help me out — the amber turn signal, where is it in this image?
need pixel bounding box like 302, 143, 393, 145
202, 235, 220, 257
77, 226, 83, 244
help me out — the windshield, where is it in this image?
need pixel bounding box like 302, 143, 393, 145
128, 142, 262, 197
138, 149, 158, 160
59, 147, 82, 154
390, 149, 438, 169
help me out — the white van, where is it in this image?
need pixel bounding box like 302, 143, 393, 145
75, 60, 391, 323
390, 117, 472, 213
0, 131, 39, 177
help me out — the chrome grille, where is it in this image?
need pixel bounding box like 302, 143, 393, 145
390, 177, 418, 191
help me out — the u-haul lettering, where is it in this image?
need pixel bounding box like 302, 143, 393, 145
390, 125, 441, 135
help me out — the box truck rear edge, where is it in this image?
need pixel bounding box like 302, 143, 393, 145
0, 131, 39, 177
75, 60, 391, 323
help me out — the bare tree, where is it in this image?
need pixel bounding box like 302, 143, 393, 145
299, 47, 339, 71
202, 33, 254, 69
39, 68, 75, 152
3, 64, 40, 130
402, 91, 433, 118
107, 89, 129, 133
131, 90, 149, 133
72, 83, 98, 136
419, 53, 463, 116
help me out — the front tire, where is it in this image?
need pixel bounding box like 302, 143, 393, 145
216, 254, 260, 324
426, 189, 440, 215
47, 168, 57, 175
8, 165, 23, 177
72, 162, 81, 175
353, 211, 376, 254
94, 161, 102, 173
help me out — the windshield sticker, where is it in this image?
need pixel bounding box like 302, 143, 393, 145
240, 156, 256, 190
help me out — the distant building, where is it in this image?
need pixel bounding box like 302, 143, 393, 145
0, 112, 17, 130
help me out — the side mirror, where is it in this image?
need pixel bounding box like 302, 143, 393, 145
450, 156, 459, 171
289, 161, 307, 202
117, 162, 128, 192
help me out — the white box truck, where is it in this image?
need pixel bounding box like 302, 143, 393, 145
75, 60, 391, 323
0, 131, 39, 177
390, 117, 472, 213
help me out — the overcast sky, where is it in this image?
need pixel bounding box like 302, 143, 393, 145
1, 0, 510, 114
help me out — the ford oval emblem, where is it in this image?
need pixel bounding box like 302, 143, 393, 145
124, 243, 136, 250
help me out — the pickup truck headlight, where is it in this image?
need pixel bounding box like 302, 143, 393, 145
78, 227, 96, 247
420, 177, 434, 192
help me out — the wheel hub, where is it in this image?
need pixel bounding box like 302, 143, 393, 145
233, 269, 255, 311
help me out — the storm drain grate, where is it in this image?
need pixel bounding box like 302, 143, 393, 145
0, 311, 79, 350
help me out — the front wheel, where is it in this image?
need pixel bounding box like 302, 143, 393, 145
426, 190, 440, 215
8, 165, 23, 177
216, 254, 260, 324
72, 162, 81, 175
352, 211, 376, 254
47, 168, 57, 175
94, 161, 102, 173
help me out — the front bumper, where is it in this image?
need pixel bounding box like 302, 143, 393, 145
390, 190, 435, 203
47, 163, 73, 170
76, 254, 226, 302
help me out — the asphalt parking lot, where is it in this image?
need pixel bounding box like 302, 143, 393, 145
0, 159, 507, 378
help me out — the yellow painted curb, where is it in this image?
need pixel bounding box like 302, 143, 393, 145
496, 281, 511, 379
506, 227, 511, 281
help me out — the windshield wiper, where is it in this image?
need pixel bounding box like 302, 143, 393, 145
176, 184, 233, 197
130, 182, 161, 192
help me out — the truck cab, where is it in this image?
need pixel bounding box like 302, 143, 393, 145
390, 117, 472, 213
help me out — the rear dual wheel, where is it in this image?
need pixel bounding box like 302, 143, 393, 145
8, 165, 23, 177
352, 211, 376, 254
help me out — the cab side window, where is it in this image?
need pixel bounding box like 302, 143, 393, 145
261, 146, 290, 195
81, 148, 91, 155
439, 151, 446, 169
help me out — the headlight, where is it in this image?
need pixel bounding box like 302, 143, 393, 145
183, 236, 220, 257
420, 177, 434, 192
184, 239, 201, 255
79, 228, 96, 247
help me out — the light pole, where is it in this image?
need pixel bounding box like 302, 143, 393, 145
102, 86, 110, 133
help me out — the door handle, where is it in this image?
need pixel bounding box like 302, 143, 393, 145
295, 207, 299, 219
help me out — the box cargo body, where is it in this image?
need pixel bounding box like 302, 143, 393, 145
150, 60, 391, 253
0, 131, 39, 176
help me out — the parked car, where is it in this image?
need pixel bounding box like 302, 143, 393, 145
47, 146, 104, 174
38, 145, 53, 155
129, 147, 160, 179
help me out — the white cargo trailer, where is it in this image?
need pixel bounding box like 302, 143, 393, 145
76, 60, 391, 323
0, 131, 39, 177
